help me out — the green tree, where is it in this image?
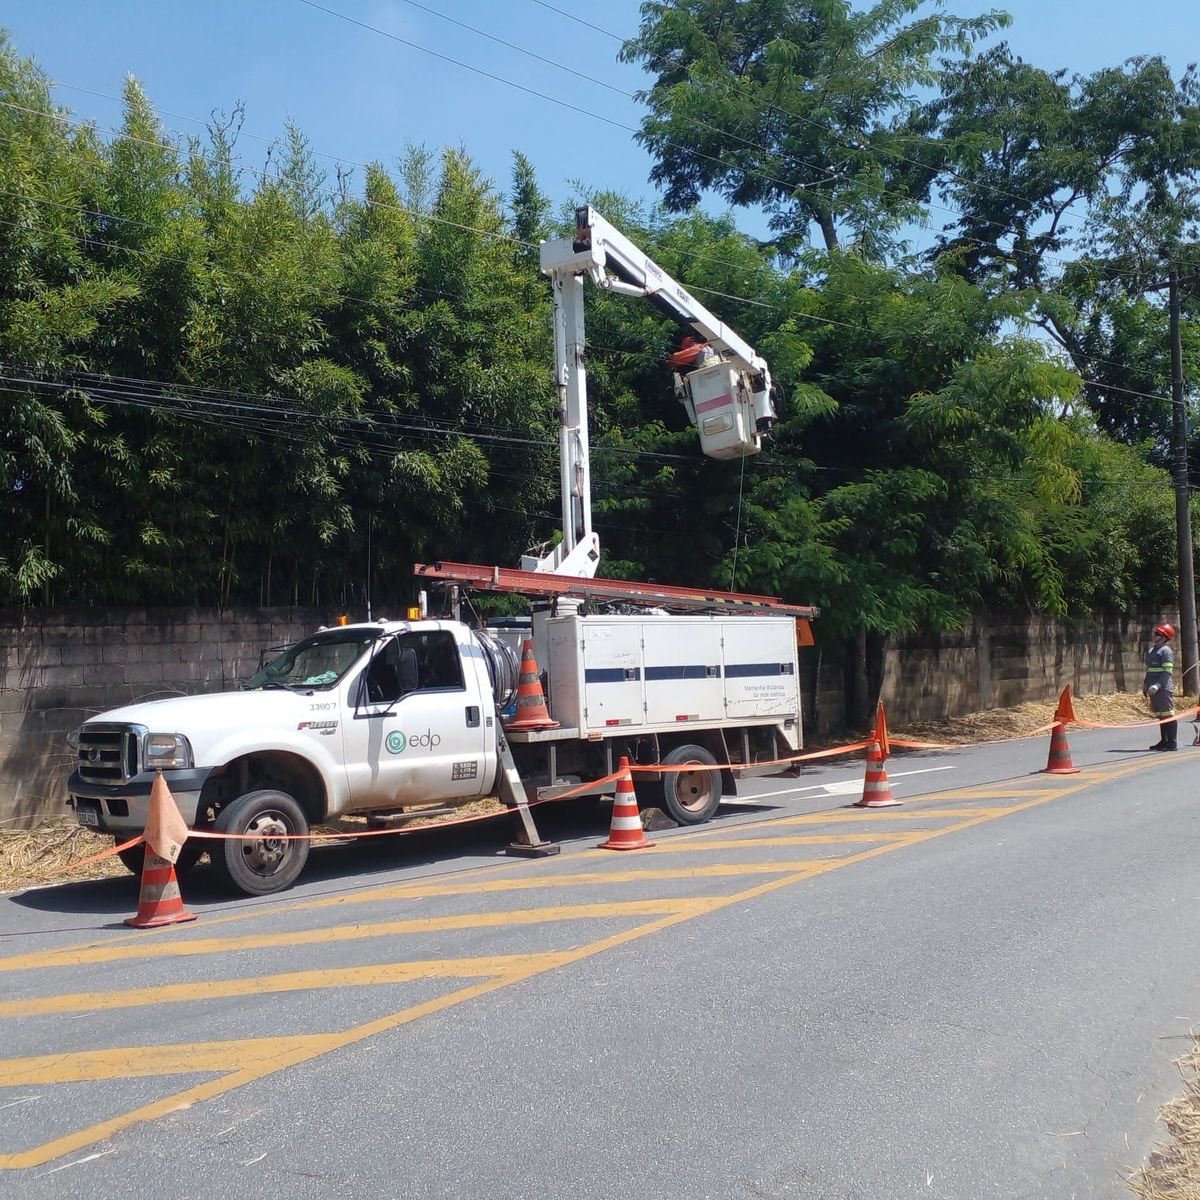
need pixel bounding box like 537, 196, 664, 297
620, 0, 1007, 256
931, 48, 1200, 451
0, 35, 134, 602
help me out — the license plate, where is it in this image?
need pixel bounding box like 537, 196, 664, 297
76, 802, 100, 827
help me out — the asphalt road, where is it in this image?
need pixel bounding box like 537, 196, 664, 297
2, 724, 1198, 1199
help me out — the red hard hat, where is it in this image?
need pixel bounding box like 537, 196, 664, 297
1154, 623, 1175, 639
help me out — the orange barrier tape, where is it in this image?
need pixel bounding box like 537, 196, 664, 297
49, 704, 1190, 881
629, 740, 872, 773
1074, 704, 1200, 731
43, 834, 144, 881
628, 736, 952, 774
56, 737, 894, 870
167, 738, 887, 852
60, 737, 942, 875
186, 768, 632, 842
67, 834, 143, 870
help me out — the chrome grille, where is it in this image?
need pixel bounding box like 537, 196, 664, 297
77, 723, 141, 784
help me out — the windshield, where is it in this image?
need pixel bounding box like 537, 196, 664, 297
244, 629, 378, 691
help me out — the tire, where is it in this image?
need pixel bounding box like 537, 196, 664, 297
209, 790, 310, 896
656, 744, 722, 825
115, 836, 205, 877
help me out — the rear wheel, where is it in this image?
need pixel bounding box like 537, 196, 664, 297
115, 837, 205, 877
209, 790, 310, 896
657, 744, 722, 825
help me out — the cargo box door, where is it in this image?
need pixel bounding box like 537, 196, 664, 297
643, 622, 724, 724
721, 621, 800, 720
582, 623, 644, 731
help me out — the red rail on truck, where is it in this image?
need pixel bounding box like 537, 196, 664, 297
414, 559, 819, 625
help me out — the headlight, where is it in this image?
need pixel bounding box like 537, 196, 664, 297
143, 732, 194, 770
66, 728, 81, 751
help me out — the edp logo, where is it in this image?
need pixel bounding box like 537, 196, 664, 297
385, 729, 441, 754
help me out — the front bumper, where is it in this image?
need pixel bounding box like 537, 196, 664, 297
67, 768, 213, 833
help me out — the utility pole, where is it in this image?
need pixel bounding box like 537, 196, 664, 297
1167, 272, 1198, 696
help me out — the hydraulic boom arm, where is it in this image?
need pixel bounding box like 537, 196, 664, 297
527, 206, 778, 578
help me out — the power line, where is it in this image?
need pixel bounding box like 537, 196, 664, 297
0, 192, 1186, 408
1, 365, 1178, 496
293, 0, 839, 211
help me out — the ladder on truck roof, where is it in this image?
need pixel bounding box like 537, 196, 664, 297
414, 560, 819, 628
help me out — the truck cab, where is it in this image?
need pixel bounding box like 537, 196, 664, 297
67, 619, 498, 894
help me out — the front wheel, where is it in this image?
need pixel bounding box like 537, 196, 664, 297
657, 744, 722, 825
209, 790, 310, 896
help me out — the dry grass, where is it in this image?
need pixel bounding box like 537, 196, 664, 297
894, 690, 1172, 746
1128, 1042, 1200, 1199
0, 820, 127, 892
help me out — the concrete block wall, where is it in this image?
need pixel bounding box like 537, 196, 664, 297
800, 606, 1175, 735
880, 609, 1165, 723
0, 604, 1180, 826
0, 606, 328, 829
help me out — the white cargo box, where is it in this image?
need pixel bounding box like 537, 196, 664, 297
543, 614, 800, 736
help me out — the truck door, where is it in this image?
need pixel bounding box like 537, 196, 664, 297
341, 630, 490, 809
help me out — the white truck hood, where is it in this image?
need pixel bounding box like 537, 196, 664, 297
92, 689, 314, 732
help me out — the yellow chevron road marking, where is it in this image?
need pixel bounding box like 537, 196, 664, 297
0, 751, 1166, 1168
0, 951, 580, 1018
0, 1035, 335, 1085
0, 898, 702, 973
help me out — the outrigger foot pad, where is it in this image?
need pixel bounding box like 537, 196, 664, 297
505, 840, 561, 858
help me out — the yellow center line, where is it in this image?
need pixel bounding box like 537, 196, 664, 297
657, 832, 913, 851
774, 805, 1014, 823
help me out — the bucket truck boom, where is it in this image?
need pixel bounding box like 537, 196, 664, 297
527, 206, 778, 578
65, 218, 812, 897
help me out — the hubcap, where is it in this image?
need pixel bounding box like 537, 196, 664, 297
240, 812, 291, 875
672, 766, 711, 813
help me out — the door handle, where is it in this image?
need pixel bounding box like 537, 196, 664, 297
465, 705, 480, 727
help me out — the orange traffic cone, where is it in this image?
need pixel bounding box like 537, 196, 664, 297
855, 740, 901, 808
598, 757, 654, 850
1040, 722, 1080, 775
125, 773, 197, 929
504, 639, 559, 731
125, 852, 197, 928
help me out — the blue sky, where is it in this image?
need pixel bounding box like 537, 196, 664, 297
2, 0, 1197, 238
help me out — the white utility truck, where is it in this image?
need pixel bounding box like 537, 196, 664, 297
66, 207, 817, 895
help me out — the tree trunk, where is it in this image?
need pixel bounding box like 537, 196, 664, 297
817, 211, 839, 252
